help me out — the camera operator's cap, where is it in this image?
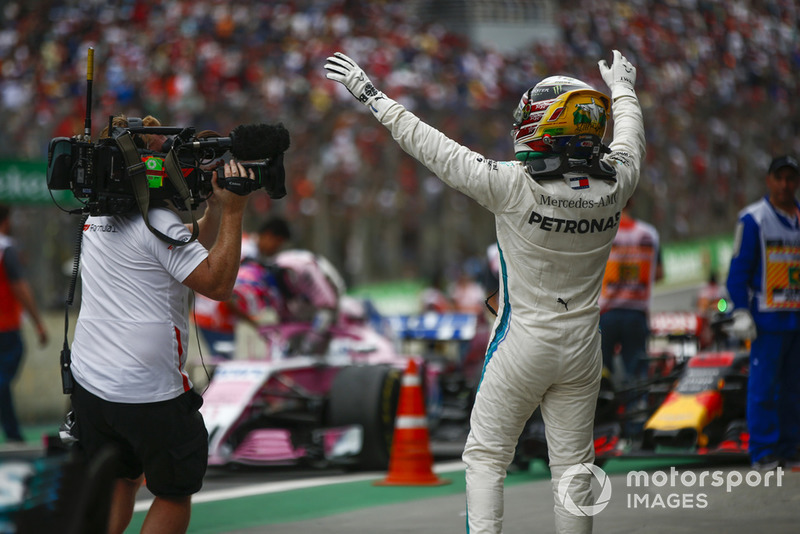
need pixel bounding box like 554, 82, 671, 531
768, 155, 799, 175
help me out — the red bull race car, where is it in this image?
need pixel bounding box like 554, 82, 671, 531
515, 309, 750, 468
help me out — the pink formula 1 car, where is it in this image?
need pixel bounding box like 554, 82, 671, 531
200, 311, 413, 470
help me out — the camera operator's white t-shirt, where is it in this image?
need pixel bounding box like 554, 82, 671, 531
71, 208, 208, 403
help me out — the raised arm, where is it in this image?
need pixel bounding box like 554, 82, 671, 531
324, 52, 518, 214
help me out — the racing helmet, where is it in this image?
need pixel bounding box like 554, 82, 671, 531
231, 260, 290, 316
512, 76, 611, 161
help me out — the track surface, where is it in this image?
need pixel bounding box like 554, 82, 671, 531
128, 458, 800, 534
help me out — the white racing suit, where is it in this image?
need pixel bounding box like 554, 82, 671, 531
367, 93, 644, 533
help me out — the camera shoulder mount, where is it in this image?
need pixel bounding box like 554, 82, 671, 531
116, 132, 199, 247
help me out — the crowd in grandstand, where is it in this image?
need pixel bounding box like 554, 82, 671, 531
1, 0, 798, 284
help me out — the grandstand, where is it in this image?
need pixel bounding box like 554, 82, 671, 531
0, 0, 798, 290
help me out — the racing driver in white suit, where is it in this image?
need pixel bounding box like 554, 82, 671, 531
325, 50, 644, 533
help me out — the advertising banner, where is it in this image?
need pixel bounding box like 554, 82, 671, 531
0, 160, 76, 206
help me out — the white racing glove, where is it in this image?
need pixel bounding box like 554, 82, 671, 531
725, 308, 758, 341
324, 52, 385, 107
598, 49, 637, 100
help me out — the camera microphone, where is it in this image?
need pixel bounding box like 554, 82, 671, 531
230, 123, 291, 161
163, 123, 290, 161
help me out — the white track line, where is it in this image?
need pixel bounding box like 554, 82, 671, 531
134, 460, 466, 512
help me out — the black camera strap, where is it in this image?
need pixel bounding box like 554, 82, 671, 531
115, 133, 199, 247
59, 214, 88, 395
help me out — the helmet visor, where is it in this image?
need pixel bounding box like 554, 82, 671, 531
513, 76, 595, 126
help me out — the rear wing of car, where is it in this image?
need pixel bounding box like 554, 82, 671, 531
386, 312, 478, 341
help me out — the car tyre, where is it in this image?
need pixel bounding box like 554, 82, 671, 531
328, 365, 402, 470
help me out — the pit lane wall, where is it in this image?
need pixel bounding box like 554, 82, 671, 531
12, 236, 734, 425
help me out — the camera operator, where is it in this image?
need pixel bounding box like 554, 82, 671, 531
68, 114, 256, 534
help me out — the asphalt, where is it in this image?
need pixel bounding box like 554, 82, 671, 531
4, 431, 800, 533
224, 460, 800, 534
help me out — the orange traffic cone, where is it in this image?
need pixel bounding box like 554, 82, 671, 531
375, 358, 451, 486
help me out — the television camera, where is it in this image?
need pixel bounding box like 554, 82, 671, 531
46, 119, 291, 217
46, 47, 290, 219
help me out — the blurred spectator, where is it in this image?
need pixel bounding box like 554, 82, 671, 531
0, 204, 48, 444
252, 217, 292, 262
232, 248, 344, 355
192, 293, 238, 360
448, 261, 487, 315
695, 271, 730, 349
696, 272, 728, 317
420, 271, 453, 313
599, 198, 663, 386
193, 217, 291, 358
2, 1, 799, 284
